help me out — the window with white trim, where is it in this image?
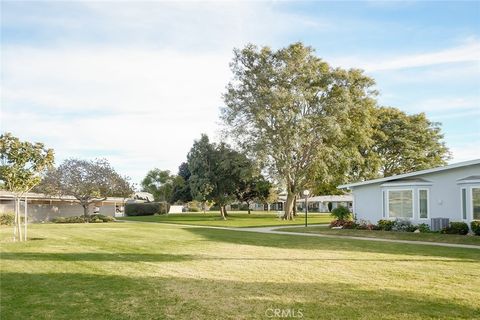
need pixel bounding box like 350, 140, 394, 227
388, 190, 413, 218
418, 189, 428, 219
473, 187, 480, 220
461, 188, 467, 220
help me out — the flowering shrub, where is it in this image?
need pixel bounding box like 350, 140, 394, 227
391, 219, 417, 232
329, 219, 357, 228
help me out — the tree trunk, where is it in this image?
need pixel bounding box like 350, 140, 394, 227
13, 197, 18, 242
267, 203, 270, 212
82, 204, 89, 222
292, 195, 297, 217
223, 205, 228, 217
219, 205, 227, 220
282, 192, 295, 220
16, 198, 22, 241
247, 202, 251, 214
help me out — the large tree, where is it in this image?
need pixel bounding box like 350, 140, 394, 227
171, 162, 193, 204
141, 169, 175, 202
0, 133, 54, 241
222, 43, 376, 219
37, 158, 133, 219
187, 134, 256, 219
370, 107, 451, 176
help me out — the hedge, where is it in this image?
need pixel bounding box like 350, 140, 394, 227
125, 202, 169, 216
471, 221, 480, 236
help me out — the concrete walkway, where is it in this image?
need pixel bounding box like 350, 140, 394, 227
149, 222, 480, 250
237, 225, 480, 250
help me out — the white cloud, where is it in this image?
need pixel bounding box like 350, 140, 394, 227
330, 38, 480, 72
1, 46, 232, 183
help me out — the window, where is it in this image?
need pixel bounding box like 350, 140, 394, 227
473, 188, 480, 220
419, 189, 428, 219
388, 190, 413, 218
461, 188, 467, 220
382, 191, 386, 218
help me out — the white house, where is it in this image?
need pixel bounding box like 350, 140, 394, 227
338, 159, 480, 226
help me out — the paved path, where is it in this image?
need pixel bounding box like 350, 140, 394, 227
121, 220, 480, 250
236, 225, 480, 250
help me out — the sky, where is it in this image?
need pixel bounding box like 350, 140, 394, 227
1, 0, 479, 185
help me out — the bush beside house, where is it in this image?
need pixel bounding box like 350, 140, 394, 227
125, 202, 169, 216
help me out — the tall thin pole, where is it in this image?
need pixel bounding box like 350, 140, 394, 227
305, 195, 308, 227
17, 198, 23, 241
24, 196, 28, 241
13, 198, 17, 242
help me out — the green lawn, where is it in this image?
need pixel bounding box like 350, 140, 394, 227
282, 226, 480, 246
118, 211, 332, 227
1, 223, 479, 319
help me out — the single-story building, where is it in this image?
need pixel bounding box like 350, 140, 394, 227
249, 194, 353, 213
0, 191, 126, 222
296, 195, 353, 212
338, 159, 480, 226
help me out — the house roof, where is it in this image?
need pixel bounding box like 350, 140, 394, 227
338, 159, 480, 189
0, 190, 126, 202
297, 194, 353, 202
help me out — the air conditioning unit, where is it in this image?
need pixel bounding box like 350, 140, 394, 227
431, 218, 449, 231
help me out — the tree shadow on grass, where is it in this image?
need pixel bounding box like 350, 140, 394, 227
1, 272, 478, 319
2, 251, 478, 264
0, 252, 193, 262
187, 227, 480, 261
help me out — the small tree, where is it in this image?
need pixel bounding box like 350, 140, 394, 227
37, 158, 133, 220
236, 176, 271, 214
331, 206, 351, 221
188, 134, 254, 220
141, 169, 175, 203
0, 133, 54, 241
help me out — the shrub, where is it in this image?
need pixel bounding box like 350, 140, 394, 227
342, 220, 358, 229
471, 221, 480, 236
89, 214, 115, 222
356, 219, 377, 230
329, 219, 357, 229
442, 222, 469, 235
52, 217, 67, 223
0, 213, 15, 226
188, 207, 200, 212
377, 219, 394, 231
392, 219, 416, 232
416, 223, 430, 233
331, 206, 351, 221
125, 203, 162, 216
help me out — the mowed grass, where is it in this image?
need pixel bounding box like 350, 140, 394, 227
1, 222, 480, 319
282, 226, 480, 246
118, 211, 332, 227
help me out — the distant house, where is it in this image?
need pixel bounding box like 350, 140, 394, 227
0, 191, 126, 222
338, 159, 480, 225
250, 194, 353, 213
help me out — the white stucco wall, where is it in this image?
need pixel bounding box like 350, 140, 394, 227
351, 164, 480, 224
0, 200, 117, 222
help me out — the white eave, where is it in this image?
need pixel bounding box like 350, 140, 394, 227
338, 159, 480, 189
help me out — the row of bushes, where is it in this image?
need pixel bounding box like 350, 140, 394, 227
330, 218, 479, 235
124, 202, 170, 216
52, 214, 116, 223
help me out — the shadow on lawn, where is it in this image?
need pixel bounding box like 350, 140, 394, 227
1, 272, 479, 319
2, 252, 478, 264
187, 227, 480, 261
